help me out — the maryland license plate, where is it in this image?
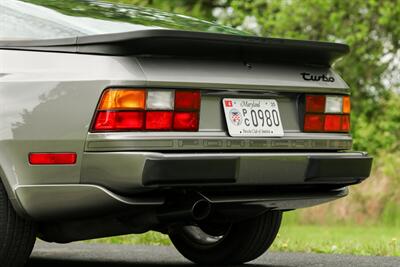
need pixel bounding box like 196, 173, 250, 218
223, 98, 284, 137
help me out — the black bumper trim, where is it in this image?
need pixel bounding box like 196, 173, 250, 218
142, 154, 372, 186
143, 158, 238, 185
305, 156, 373, 182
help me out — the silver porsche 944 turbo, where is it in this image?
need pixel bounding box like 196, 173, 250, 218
0, 0, 373, 266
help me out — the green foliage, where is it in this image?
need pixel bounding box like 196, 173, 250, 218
105, 0, 220, 20
381, 201, 400, 227
353, 94, 400, 153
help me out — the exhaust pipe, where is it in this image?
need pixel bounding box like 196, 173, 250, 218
157, 197, 211, 223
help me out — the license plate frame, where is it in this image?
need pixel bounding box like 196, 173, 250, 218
222, 98, 284, 137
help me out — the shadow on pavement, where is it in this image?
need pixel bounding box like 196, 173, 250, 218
27, 258, 283, 267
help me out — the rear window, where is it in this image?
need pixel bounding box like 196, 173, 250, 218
0, 0, 248, 41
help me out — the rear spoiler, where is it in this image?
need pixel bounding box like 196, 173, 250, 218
0, 29, 349, 66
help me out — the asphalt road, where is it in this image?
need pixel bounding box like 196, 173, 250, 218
26, 241, 399, 267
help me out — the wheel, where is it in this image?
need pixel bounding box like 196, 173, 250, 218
0, 181, 36, 267
168, 210, 282, 265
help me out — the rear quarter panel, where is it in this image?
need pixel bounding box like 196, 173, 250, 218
0, 50, 146, 212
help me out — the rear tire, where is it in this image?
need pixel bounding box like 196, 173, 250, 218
0, 181, 36, 267
168, 210, 282, 265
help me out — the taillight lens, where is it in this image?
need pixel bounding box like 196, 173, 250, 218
341, 115, 351, 132
324, 114, 342, 132
92, 89, 201, 132
145, 111, 173, 130
175, 91, 201, 110
305, 95, 326, 113
304, 114, 324, 132
173, 112, 199, 131
343, 96, 351, 114
99, 89, 146, 110
146, 90, 174, 110
94, 111, 144, 130
303, 95, 350, 133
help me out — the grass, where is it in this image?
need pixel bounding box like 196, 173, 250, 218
87, 213, 400, 257
272, 224, 399, 256
87, 231, 171, 246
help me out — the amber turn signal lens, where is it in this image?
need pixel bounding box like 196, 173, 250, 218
99, 89, 145, 110
343, 96, 351, 114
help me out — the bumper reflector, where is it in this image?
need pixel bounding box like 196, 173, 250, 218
29, 153, 77, 165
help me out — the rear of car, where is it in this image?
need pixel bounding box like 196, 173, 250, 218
0, 1, 372, 266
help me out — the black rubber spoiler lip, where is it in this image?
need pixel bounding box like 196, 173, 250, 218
0, 29, 349, 66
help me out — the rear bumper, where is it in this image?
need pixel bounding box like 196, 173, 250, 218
81, 151, 372, 193
16, 151, 372, 220
15, 184, 348, 221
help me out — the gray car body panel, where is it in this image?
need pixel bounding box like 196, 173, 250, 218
15, 183, 348, 221
0, 47, 358, 218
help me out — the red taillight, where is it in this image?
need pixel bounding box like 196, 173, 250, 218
324, 114, 342, 132
304, 114, 324, 132
175, 91, 201, 110
173, 112, 199, 131
305, 95, 326, 113
94, 111, 144, 130
145, 111, 173, 130
29, 153, 77, 165
304, 95, 351, 133
92, 89, 201, 132
341, 115, 350, 132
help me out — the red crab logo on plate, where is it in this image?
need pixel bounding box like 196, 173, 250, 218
229, 108, 242, 126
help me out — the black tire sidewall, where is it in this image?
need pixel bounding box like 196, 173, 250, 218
169, 210, 282, 265
0, 181, 36, 267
